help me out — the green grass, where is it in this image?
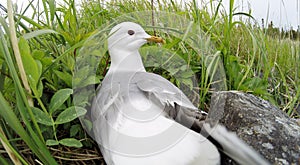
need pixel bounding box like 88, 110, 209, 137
0, 0, 299, 164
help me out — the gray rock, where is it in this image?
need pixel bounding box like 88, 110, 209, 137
208, 91, 300, 165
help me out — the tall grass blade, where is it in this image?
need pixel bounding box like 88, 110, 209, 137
0, 127, 23, 165
7, 0, 33, 106
0, 91, 57, 164
0, 155, 10, 165
0, 24, 57, 165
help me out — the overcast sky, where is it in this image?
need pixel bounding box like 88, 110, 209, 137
1, 0, 299, 30
222, 0, 300, 30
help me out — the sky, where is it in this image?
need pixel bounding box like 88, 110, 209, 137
221, 0, 300, 30
1, 0, 299, 30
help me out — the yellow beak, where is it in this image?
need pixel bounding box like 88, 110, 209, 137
146, 36, 165, 44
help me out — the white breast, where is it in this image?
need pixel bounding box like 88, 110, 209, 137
97, 92, 220, 165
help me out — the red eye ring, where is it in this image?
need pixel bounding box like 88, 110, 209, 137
128, 30, 135, 35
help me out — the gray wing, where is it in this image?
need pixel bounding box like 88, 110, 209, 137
134, 72, 197, 110
91, 80, 121, 123
93, 71, 201, 127
133, 72, 202, 127
91, 77, 123, 165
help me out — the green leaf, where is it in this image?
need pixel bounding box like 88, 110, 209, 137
32, 50, 45, 60
0, 27, 57, 164
55, 106, 87, 124
49, 88, 73, 114
0, 17, 10, 35
73, 66, 90, 81
54, 70, 72, 87
37, 79, 44, 98
70, 124, 81, 137
46, 139, 59, 146
35, 60, 43, 78
180, 70, 194, 79
79, 75, 101, 88
16, 14, 43, 29
59, 138, 82, 148
31, 107, 53, 126
73, 67, 101, 87
168, 67, 180, 76
73, 88, 94, 107
48, 0, 56, 22
181, 78, 194, 89
41, 57, 53, 67
23, 29, 58, 40
0, 64, 6, 91
0, 154, 10, 165
18, 37, 39, 87
82, 118, 93, 132
60, 31, 74, 45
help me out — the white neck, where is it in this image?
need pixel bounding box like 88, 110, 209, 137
108, 49, 146, 73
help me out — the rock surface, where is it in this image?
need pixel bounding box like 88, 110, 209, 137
208, 91, 300, 165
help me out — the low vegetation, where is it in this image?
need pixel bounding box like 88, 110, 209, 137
0, 0, 298, 164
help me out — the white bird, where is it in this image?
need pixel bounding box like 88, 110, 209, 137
91, 22, 270, 165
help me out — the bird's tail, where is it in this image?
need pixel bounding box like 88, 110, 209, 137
202, 123, 270, 165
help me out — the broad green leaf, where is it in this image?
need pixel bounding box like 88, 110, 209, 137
49, 88, 73, 114
73, 88, 94, 107
59, 138, 82, 148
46, 139, 59, 146
18, 37, 39, 87
55, 106, 87, 124
76, 75, 101, 88
31, 107, 52, 126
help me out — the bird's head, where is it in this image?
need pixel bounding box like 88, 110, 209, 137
108, 22, 164, 52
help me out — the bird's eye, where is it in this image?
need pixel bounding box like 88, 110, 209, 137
128, 30, 135, 35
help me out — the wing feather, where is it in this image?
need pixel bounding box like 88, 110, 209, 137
134, 72, 198, 110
